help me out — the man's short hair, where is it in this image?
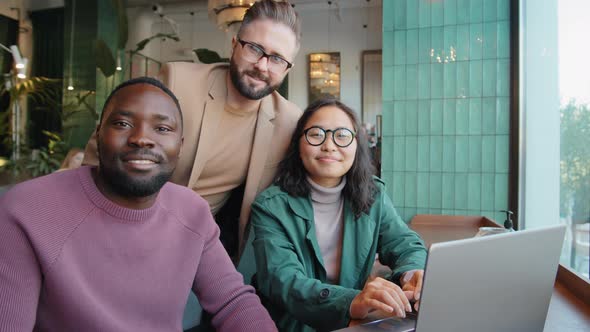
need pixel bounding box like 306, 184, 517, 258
239, 0, 301, 47
99, 76, 183, 126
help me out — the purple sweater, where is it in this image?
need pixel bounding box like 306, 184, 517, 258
0, 166, 276, 332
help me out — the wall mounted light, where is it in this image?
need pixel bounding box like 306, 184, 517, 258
67, 76, 74, 91
10, 45, 25, 68
0, 43, 28, 78
66, 0, 76, 91
116, 50, 122, 71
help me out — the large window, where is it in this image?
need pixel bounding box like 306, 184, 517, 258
521, 0, 589, 279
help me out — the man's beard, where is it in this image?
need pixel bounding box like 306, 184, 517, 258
98, 147, 174, 198
229, 59, 282, 100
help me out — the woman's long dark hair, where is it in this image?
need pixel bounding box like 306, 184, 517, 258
275, 98, 378, 218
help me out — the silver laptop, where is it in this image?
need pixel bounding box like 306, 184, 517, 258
339, 225, 566, 332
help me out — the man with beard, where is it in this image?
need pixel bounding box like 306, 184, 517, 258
83, 0, 302, 261
0, 77, 277, 332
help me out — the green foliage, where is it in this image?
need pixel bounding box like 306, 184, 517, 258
133, 33, 180, 54
0, 131, 67, 178
0, 76, 62, 153
27, 147, 62, 176
95, 39, 117, 77
0, 76, 92, 182
94, 0, 128, 79
0, 110, 9, 149
62, 90, 98, 123
0, 77, 61, 107
560, 100, 590, 222
194, 48, 229, 64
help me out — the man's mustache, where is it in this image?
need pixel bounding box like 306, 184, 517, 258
244, 69, 270, 83
119, 149, 164, 163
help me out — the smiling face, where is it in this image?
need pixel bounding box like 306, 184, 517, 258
229, 18, 298, 100
96, 83, 183, 201
299, 105, 358, 188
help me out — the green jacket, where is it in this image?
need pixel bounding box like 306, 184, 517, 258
251, 179, 427, 332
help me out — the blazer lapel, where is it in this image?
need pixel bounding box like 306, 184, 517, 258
339, 203, 376, 288
187, 70, 226, 188
238, 97, 275, 249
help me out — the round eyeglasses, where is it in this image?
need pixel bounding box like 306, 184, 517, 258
237, 38, 293, 73
303, 126, 356, 148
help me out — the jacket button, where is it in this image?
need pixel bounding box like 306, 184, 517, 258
319, 288, 330, 299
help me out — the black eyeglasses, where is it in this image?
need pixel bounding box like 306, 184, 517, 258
237, 38, 293, 73
303, 126, 356, 148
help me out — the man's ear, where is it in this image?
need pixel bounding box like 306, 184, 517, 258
286, 63, 295, 74
230, 36, 237, 54
178, 137, 184, 158
94, 124, 101, 154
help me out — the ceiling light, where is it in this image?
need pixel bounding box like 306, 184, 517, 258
208, 0, 254, 30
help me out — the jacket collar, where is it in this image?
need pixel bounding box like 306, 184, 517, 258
287, 192, 314, 220
286, 192, 376, 288
206, 64, 227, 100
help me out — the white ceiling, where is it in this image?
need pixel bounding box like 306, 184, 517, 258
126, 0, 207, 7
19, 0, 380, 12
126, 0, 381, 9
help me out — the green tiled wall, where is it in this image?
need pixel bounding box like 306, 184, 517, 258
382, 0, 510, 223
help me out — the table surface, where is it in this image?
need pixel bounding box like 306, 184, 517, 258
347, 215, 590, 331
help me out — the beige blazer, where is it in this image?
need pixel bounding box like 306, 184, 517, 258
84, 62, 302, 254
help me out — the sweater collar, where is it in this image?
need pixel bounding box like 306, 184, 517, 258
307, 176, 346, 204
78, 166, 161, 222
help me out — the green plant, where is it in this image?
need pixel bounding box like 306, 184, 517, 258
194, 48, 228, 64
25, 146, 62, 177
62, 90, 98, 122
133, 33, 180, 55
94, 0, 129, 79
95, 39, 118, 78
0, 131, 67, 178
0, 76, 62, 155
96, 32, 179, 82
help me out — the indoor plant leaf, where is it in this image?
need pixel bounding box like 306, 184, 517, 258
95, 39, 117, 77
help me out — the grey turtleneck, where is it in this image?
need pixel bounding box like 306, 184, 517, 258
308, 176, 346, 284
